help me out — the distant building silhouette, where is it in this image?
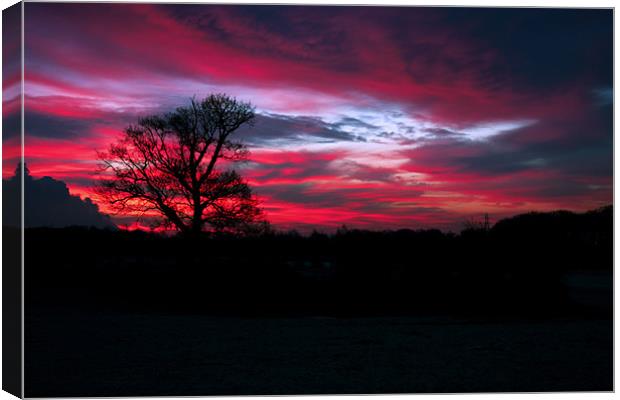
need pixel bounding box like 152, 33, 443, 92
3, 163, 116, 229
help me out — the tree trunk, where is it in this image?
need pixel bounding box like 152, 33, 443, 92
190, 191, 203, 235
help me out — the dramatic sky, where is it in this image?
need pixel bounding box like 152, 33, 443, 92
3, 4, 613, 231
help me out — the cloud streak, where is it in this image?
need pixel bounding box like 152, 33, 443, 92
9, 4, 612, 231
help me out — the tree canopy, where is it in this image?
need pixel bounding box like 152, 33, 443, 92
97, 94, 263, 235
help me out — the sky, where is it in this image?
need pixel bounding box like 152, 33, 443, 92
2, 3, 613, 232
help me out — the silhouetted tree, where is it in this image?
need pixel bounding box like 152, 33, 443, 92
463, 213, 491, 233
96, 94, 262, 236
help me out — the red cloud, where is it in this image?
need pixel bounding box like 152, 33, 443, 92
13, 4, 611, 231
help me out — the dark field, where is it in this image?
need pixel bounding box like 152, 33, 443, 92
23, 207, 613, 396
26, 308, 612, 397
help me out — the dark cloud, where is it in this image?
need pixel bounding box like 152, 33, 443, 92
333, 117, 378, 130
25, 111, 97, 138
237, 113, 365, 145
169, 5, 357, 72
422, 127, 463, 137
3, 2, 21, 79
423, 8, 612, 92
3, 112, 21, 140
3, 165, 115, 229
408, 99, 612, 180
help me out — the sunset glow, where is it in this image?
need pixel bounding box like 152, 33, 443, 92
5, 4, 613, 231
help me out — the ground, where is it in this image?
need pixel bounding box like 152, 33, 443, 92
25, 310, 612, 396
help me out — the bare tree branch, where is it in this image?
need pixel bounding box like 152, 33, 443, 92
95, 94, 263, 236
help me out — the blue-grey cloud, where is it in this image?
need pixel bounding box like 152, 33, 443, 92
237, 113, 366, 145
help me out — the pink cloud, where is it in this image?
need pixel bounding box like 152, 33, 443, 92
13, 4, 612, 231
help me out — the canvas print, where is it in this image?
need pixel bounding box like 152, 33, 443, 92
2, 2, 613, 397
